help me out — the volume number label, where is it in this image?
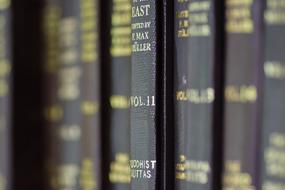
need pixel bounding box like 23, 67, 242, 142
130, 95, 155, 107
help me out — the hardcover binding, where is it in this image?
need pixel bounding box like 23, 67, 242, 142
54, 0, 82, 189
0, 0, 11, 189
174, 1, 190, 190
260, 1, 285, 189
130, 0, 158, 189
107, 0, 132, 189
79, 0, 101, 189
42, 0, 60, 188
174, 0, 223, 190
222, 0, 264, 189
130, 0, 174, 189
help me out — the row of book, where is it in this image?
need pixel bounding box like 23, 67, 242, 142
0, 0, 285, 189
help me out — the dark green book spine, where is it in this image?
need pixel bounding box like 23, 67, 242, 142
222, 0, 263, 189
108, 0, 131, 189
54, 0, 82, 189
175, 0, 222, 190
79, 0, 101, 189
0, 0, 11, 189
261, 1, 285, 190
130, 0, 158, 189
42, 0, 60, 189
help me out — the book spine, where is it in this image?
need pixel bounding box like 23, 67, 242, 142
130, 0, 158, 189
107, 0, 131, 189
174, 0, 190, 190
222, 0, 263, 189
79, 0, 101, 189
260, 1, 285, 190
174, 0, 219, 189
42, 0, 60, 189
185, 0, 216, 189
0, 0, 11, 189
54, 0, 82, 189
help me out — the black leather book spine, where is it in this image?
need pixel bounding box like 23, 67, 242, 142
54, 0, 82, 189
42, 0, 60, 189
0, 0, 11, 189
260, 1, 285, 189
107, 0, 131, 189
130, 0, 158, 189
222, 0, 263, 189
79, 0, 101, 189
174, 0, 222, 190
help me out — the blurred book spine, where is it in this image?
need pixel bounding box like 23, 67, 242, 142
174, 0, 191, 190
174, 0, 223, 190
0, 0, 11, 189
261, 0, 285, 189
53, 0, 82, 189
42, 0, 60, 188
107, 0, 131, 189
79, 0, 101, 189
222, 0, 263, 189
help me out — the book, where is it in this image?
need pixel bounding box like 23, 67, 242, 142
79, 0, 101, 189
174, 0, 224, 189
130, 0, 174, 189
174, 1, 191, 190
260, 1, 285, 190
42, 0, 60, 188
0, 0, 12, 189
222, 0, 264, 189
53, 0, 82, 188
130, 0, 158, 187
107, 0, 132, 189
